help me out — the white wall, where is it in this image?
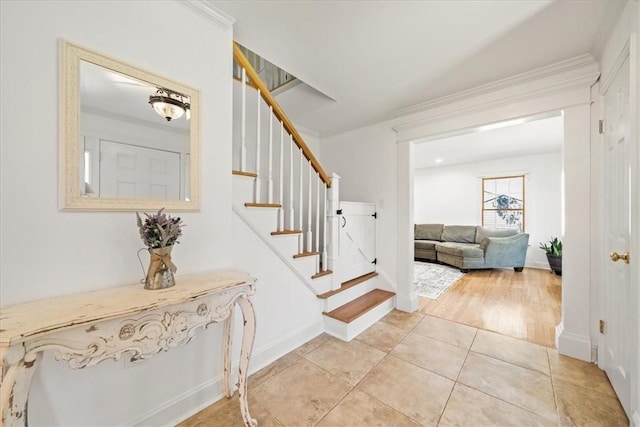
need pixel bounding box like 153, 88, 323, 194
0, 1, 234, 425
232, 212, 324, 358
321, 52, 599, 362
320, 122, 399, 289
413, 151, 563, 269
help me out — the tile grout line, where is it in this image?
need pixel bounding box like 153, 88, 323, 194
447, 341, 557, 424
326, 314, 431, 427
435, 327, 478, 426
546, 348, 562, 424
311, 328, 407, 426
348, 352, 425, 426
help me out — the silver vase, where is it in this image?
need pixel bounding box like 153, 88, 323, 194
145, 246, 176, 290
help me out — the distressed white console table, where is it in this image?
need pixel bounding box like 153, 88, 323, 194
0, 269, 257, 427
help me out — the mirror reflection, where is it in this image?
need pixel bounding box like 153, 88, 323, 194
80, 61, 191, 201
61, 40, 199, 211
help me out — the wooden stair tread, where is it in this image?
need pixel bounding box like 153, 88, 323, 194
271, 230, 302, 235
293, 251, 319, 258
317, 272, 378, 299
232, 170, 258, 178
323, 289, 395, 323
245, 202, 281, 208
312, 270, 333, 279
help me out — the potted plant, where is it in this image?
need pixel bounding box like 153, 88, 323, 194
539, 237, 562, 276
136, 208, 184, 289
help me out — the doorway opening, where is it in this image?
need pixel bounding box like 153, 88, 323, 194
410, 112, 564, 347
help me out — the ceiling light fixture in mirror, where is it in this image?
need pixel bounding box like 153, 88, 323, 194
60, 40, 200, 211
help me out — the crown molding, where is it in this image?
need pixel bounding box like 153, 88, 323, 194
320, 54, 600, 139
390, 54, 598, 122
392, 71, 600, 136
179, 0, 235, 31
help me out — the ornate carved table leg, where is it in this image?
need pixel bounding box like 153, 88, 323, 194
223, 305, 235, 399
0, 351, 42, 426
236, 295, 257, 427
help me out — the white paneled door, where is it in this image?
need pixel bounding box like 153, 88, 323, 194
339, 202, 376, 283
99, 140, 181, 200
600, 51, 632, 417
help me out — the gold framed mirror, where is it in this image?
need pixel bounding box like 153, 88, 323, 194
60, 40, 200, 211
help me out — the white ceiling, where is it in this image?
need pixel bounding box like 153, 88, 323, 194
413, 114, 564, 170
81, 61, 190, 132
212, 0, 624, 136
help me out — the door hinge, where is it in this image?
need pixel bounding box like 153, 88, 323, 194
372, 258, 377, 264
371, 212, 377, 218
336, 209, 342, 215
599, 319, 605, 334
599, 119, 606, 134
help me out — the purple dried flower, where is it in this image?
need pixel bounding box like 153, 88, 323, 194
135, 208, 185, 248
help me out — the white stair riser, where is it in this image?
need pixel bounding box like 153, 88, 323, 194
232, 175, 256, 205
311, 274, 333, 295
323, 279, 376, 312
323, 296, 395, 342
293, 255, 318, 279
269, 235, 301, 258
237, 208, 279, 232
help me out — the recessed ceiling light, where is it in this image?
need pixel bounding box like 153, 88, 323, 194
435, 158, 443, 163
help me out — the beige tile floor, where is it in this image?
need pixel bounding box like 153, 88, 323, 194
179, 311, 629, 427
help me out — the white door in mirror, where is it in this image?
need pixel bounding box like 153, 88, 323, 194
99, 140, 181, 200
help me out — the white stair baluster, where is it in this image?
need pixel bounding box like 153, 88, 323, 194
288, 135, 295, 230
254, 89, 261, 203
315, 172, 320, 273
278, 122, 284, 231
267, 107, 273, 204
306, 160, 313, 253
322, 183, 328, 271
298, 148, 304, 253
240, 68, 246, 172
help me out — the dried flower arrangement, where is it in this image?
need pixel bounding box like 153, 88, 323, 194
136, 208, 184, 249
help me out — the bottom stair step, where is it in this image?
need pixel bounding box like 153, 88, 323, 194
323, 289, 395, 323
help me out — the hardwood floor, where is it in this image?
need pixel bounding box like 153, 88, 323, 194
418, 267, 562, 348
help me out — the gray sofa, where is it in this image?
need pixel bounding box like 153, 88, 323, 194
414, 224, 529, 272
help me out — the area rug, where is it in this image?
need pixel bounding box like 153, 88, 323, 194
413, 261, 465, 299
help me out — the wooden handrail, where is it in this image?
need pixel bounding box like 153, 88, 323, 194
233, 42, 331, 187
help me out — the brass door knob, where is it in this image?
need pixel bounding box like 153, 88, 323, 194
610, 252, 630, 264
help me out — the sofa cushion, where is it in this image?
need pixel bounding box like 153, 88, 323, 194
415, 224, 444, 241
441, 225, 477, 243
475, 226, 519, 243
435, 242, 484, 258
414, 240, 438, 250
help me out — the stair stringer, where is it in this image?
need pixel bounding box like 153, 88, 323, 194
232, 204, 331, 295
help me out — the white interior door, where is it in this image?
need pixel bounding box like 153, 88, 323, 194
600, 53, 632, 417
99, 140, 181, 200
339, 201, 376, 283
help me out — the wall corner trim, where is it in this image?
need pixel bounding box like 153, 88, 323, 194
179, 0, 235, 30
556, 322, 593, 362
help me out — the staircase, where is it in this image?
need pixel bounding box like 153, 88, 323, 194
232, 42, 395, 341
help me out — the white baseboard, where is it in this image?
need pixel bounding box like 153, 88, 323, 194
555, 322, 593, 362
396, 292, 418, 312
125, 320, 324, 426
525, 261, 551, 270
632, 410, 640, 427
